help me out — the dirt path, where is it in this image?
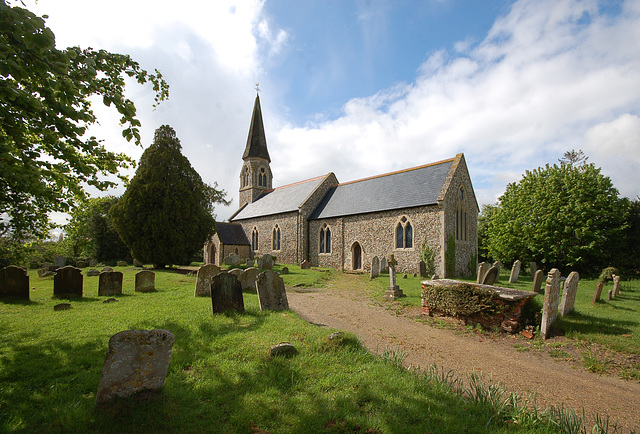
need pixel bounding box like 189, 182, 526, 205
287, 273, 640, 432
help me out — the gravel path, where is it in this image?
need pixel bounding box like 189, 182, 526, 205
287, 273, 640, 432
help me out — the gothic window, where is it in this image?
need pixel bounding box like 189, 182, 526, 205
272, 225, 281, 251
395, 216, 413, 249
258, 167, 267, 187
252, 227, 259, 251
456, 186, 468, 241
319, 224, 331, 254
242, 166, 250, 187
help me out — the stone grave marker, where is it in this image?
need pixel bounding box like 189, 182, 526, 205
102, 266, 113, 272
0, 265, 30, 300
476, 262, 489, 284
255, 256, 263, 269
54, 303, 71, 311
529, 261, 537, 277
281, 266, 289, 275
228, 268, 243, 279
87, 269, 100, 277
98, 271, 123, 296
613, 275, 621, 297
261, 254, 274, 269
493, 261, 501, 281
300, 260, 311, 269
509, 260, 522, 283
116, 261, 127, 267
380, 257, 387, 273
37, 268, 49, 278
532, 270, 545, 293
133, 259, 144, 267
419, 260, 427, 278
370, 256, 380, 280
384, 254, 405, 300
53, 265, 83, 298
246, 259, 254, 267
559, 271, 579, 316
211, 272, 244, 313
89, 259, 98, 267
54, 256, 66, 268
96, 329, 174, 404
481, 266, 499, 285
607, 289, 612, 300
269, 342, 297, 358
194, 264, 221, 297
135, 270, 156, 293
256, 269, 289, 311
76, 260, 87, 268
541, 268, 561, 339
592, 281, 604, 304
239, 267, 260, 291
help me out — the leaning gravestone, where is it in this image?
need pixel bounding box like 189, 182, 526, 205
370, 256, 380, 280
98, 271, 123, 296
96, 329, 174, 404
194, 264, 221, 297
532, 269, 545, 293
529, 261, 537, 277
261, 254, 274, 269
53, 265, 83, 298
613, 275, 621, 297
0, 265, 29, 300
300, 260, 311, 269
541, 268, 561, 339
592, 281, 604, 304
135, 270, 156, 293
481, 266, 499, 285
256, 269, 289, 311
239, 267, 260, 291
211, 272, 244, 313
419, 260, 427, 278
509, 260, 522, 283
477, 262, 489, 284
559, 271, 579, 316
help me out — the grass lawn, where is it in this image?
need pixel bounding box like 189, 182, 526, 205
0, 264, 573, 433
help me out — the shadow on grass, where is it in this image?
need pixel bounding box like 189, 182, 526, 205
0, 297, 39, 305
558, 310, 637, 335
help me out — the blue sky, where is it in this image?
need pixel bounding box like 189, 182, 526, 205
25, 0, 640, 223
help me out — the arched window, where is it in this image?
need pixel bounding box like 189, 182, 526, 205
242, 166, 249, 187
456, 186, 468, 241
272, 225, 281, 251
252, 227, 259, 251
319, 224, 331, 254
258, 167, 267, 187
395, 216, 413, 249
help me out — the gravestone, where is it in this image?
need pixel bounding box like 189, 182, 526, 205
529, 261, 537, 277
54, 303, 71, 311
559, 271, 579, 316
592, 281, 604, 304
476, 262, 489, 284
281, 266, 289, 275
228, 268, 243, 279
270, 342, 297, 358
481, 266, 499, 285
493, 261, 501, 281
300, 260, 311, 269
532, 270, 545, 293
419, 260, 427, 278
380, 257, 387, 273
509, 260, 522, 283
613, 275, 621, 297
102, 266, 113, 272
133, 259, 144, 267
194, 264, 221, 297
607, 289, 612, 301
116, 261, 127, 267
96, 329, 174, 404
89, 259, 98, 267
256, 269, 289, 311
53, 265, 83, 298
135, 270, 156, 293
255, 256, 263, 269
540, 268, 561, 339
0, 265, 29, 300
211, 272, 244, 313
98, 271, 123, 296
87, 269, 100, 277
370, 256, 380, 280
246, 259, 254, 267
76, 260, 87, 268
261, 254, 274, 269
384, 254, 405, 300
37, 268, 49, 278
239, 267, 260, 291
224, 253, 242, 266
54, 256, 66, 268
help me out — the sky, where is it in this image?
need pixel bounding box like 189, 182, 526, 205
26, 0, 640, 223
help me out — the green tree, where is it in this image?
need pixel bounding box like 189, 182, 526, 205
486, 159, 628, 274
110, 126, 228, 268
477, 203, 498, 263
0, 1, 169, 240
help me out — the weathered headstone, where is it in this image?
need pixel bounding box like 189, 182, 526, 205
194, 264, 221, 297
481, 266, 499, 285
54, 303, 71, 311
135, 270, 156, 293
96, 329, 175, 404
370, 256, 380, 280
89, 259, 98, 267
529, 261, 537, 277
76, 260, 88, 268
53, 265, 83, 298
116, 261, 127, 267
101, 266, 113, 273
98, 271, 123, 296
300, 260, 311, 269
54, 256, 66, 268
228, 268, 243, 279
211, 272, 244, 313
476, 262, 489, 284
592, 281, 604, 304
509, 260, 522, 283
37, 268, 49, 278
255, 256, 263, 269
384, 254, 405, 300
559, 271, 579, 316
256, 269, 289, 311
380, 257, 387, 273
607, 289, 612, 300
532, 269, 545, 293
238, 267, 260, 291
133, 259, 144, 267
493, 261, 501, 281
613, 275, 621, 297
246, 259, 254, 267
541, 268, 561, 339
419, 260, 427, 278
261, 254, 274, 269
224, 253, 242, 266
269, 342, 297, 358
281, 266, 289, 275
103, 298, 118, 304
0, 265, 29, 300
87, 269, 100, 277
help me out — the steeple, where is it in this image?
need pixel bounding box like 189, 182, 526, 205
242, 94, 270, 162
239, 93, 272, 208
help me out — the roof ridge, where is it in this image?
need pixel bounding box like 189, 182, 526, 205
271, 173, 329, 191
337, 157, 455, 187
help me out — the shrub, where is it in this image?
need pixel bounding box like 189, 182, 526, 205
421, 282, 503, 317
598, 267, 620, 283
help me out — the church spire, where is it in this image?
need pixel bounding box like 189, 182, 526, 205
242, 94, 270, 162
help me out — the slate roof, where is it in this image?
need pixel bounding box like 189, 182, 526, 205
242, 94, 270, 162
215, 222, 250, 245
231, 175, 329, 221
308, 158, 454, 220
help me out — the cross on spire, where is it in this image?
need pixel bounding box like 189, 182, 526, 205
255, 83, 261, 93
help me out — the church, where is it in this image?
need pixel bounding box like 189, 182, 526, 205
204, 95, 479, 277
